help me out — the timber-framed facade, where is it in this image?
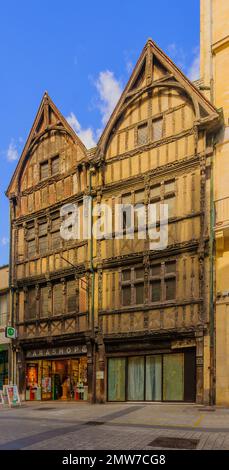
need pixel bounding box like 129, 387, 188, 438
7, 39, 220, 404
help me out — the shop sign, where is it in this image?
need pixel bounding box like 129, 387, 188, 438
26, 344, 87, 359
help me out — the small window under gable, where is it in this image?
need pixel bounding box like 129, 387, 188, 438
137, 123, 148, 146
40, 160, 49, 180
51, 155, 59, 176
152, 117, 163, 142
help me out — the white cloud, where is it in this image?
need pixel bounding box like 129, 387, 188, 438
1, 237, 9, 246
66, 70, 122, 148
95, 71, 122, 125
66, 112, 96, 148
187, 49, 200, 81
167, 43, 186, 70
6, 140, 19, 161
126, 61, 134, 74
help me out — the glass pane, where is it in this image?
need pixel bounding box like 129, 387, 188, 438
39, 235, 48, 255
27, 226, 35, 240
122, 286, 131, 306
40, 287, 49, 317
163, 354, 184, 401
151, 280, 161, 302
122, 270, 131, 281
51, 156, 59, 175
135, 189, 144, 203
165, 196, 175, 218
38, 222, 47, 236
146, 356, 162, 400
165, 278, 176, 300
122, 193, 131, 205
150, 185, 160, 200
27, 239, 36, 257
152, 118, 163, 141
40, 161, 49, 179
136, 283, 144, 304
165, 261, 176, 274
138, 124, 148, 145
128, 357, 144, 400
151, 264, 161, 277
67, 280, 76, 313
27, 288, 36, 319
51, 231, 60, 250
165, 180, 175, 194
135, 267, 144, 279
53, 284, 63, 315
108, 358, 126, 401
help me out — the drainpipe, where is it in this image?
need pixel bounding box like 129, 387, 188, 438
209, 141, 215, 406
88, 166, 96, 403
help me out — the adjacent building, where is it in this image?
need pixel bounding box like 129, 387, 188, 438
200, 0, 229, 405
0, 265, 10, 389
6, 36, 221, 403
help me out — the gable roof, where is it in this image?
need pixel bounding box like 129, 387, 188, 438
6, 92, 87, 197
96, 38, 220, 158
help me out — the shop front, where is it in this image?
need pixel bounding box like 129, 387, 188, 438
107, 348, 196, 403
24, 345, 88, 401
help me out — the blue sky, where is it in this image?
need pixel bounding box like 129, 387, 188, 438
0, 0, 200, 265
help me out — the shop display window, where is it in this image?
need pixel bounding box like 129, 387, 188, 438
25, 356, 88, 401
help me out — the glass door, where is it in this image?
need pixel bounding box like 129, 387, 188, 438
127, 356, 144, 401
108, 358, 126, 401
145, 355, 162, 401
163, 353, 184, 401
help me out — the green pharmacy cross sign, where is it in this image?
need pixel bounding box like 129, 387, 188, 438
5, 326, 17, 339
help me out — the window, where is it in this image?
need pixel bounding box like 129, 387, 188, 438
40, 161, 49, 180
0, 294, 8, 326
27, 287, 36, 320
121, 267, 144, 306
40, 155, 60, 180
137, 123, 148, 146
150, 261, 176, 303
40, 286, 49, 317
51, 155, 59, 176
67, 280, 77, 313
108, 352, 191, 402
27, 223, 36, 258
38, 220, 48, 255
121, 193, 132, 232
50, 214, 60, 250
152, 117, 163, 141
53, 283, 63, 315
150, 180, 176, 220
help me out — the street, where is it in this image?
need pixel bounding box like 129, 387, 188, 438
0, 402, 229, 450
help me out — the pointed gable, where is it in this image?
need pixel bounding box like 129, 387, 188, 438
6, 92, 87, 197
96, 39, 219, 159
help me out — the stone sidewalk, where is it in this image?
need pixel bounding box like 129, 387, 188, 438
0, 401, 229, 450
